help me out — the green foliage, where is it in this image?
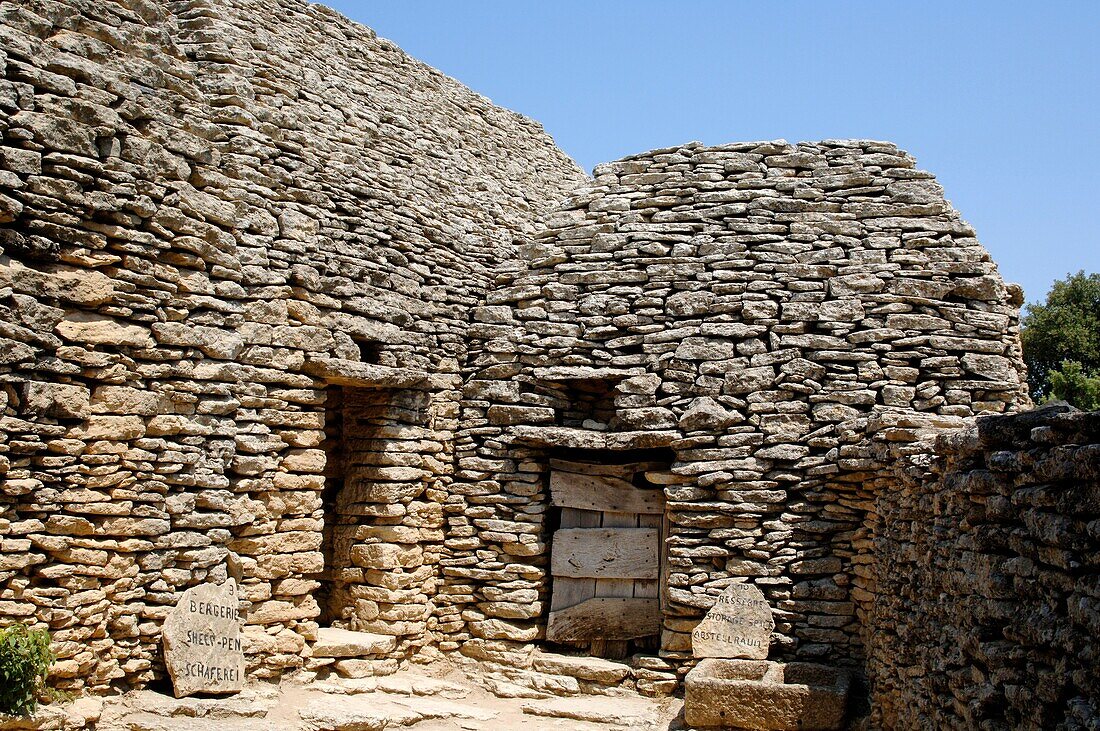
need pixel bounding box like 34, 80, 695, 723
0, 624, 54, 717
1048, 360, 1100, 411
1021, 270, 1100, 407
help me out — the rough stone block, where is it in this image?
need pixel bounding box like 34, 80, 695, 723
311, 627, 397, 658
684, 659, 849, 730
22, 381, 90, 419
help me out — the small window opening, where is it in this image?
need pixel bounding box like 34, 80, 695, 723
355, 338, 383, 364
555, 378, 617, 428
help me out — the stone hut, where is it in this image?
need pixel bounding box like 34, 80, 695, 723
2, 1, 1098, 729
450, 140, 1029, 671
0, 0, 584, 690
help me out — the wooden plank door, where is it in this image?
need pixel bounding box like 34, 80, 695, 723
546, 461, 665, 657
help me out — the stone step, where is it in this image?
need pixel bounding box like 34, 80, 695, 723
521, 696, 668, 728
298, 694, 498, 730
481, 665, 580, 696
477, 675, 551, 699
531, 652, 632, 685
311, 627, 398, 658
94, 688, 279, 731
103, 714, 273, 731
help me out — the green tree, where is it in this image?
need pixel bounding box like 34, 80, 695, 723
1020, 270, 1100, 408
1047, 360, 1100, 410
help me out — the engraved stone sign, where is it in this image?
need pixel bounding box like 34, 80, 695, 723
691, 581, 774, 659
162, 579, 244, 698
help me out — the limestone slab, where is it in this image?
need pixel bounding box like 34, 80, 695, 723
692, 581, 774, 659
311, 627, 398, 658
162, 579, 244, 698
521, 696, 662, 727
531, 652, 631, 683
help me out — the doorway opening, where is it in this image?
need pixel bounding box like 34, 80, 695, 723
545, 447, 674, 659
316, 385, 409, 628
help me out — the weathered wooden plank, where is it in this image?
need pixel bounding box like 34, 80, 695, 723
559, 507, 601, 529
551, 577, 594, 613
551, 508, 599, 612
635, 512, 661, 601
546, 598, 660, 642
551, 528, 658, 579
550, 471, 663, 514
597, 513, 638, 598
659, 513, 670, 614
593, 512, 636, 658
599, 512, 639, 600
601, 511, 636, 528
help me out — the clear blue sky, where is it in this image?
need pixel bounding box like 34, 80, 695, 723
321, 1, 1099, 305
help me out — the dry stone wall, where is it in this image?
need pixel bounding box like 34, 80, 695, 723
450, 140, 1029, 677
0, 0, 584, 693
4, 1, 1094, 721
868, 404, 1100, 730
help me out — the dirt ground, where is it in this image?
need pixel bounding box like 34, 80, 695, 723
7, 660, 686, 731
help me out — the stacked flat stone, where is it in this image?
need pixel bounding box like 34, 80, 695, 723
5, 2, 1093, 726
449, 140, 1029, 674
0, 0, 584, 693
869, 404, 1100, 729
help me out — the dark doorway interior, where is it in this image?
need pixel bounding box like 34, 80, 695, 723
316, 385, 408, 627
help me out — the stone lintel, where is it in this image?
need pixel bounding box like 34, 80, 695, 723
531, 366, 646, 382
511, 425, 678, 450
303, 358, 443, 389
